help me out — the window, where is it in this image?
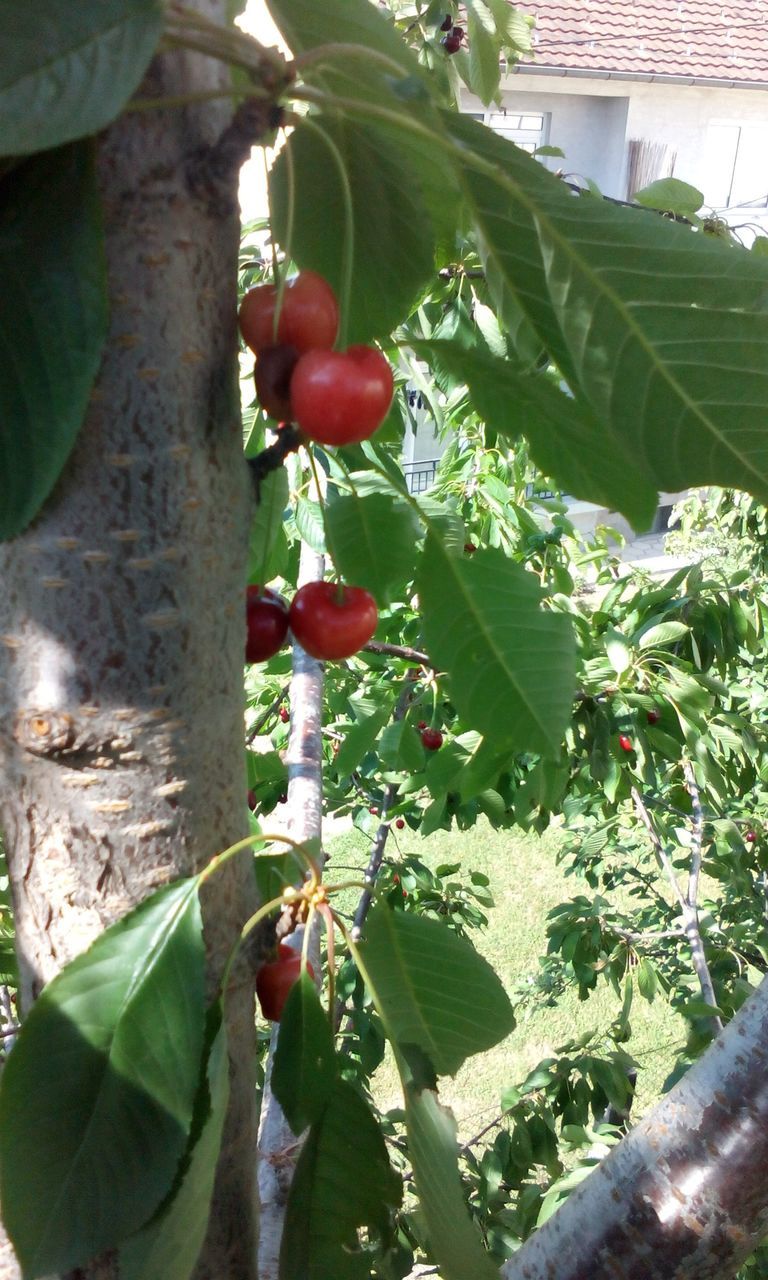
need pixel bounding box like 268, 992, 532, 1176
705, 121, 768, 209
485, 109, 548, 152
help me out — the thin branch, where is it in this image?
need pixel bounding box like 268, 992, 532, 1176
248, 425, 303, 501
363, 640, 434, 666
187, 99, 285, 212
246, 684, 289, 744
683, 759, 704, 909
459, 1110, 511, 1156
631, 786, 687, 913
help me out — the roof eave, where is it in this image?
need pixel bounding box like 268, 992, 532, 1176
511, 63, 768, 91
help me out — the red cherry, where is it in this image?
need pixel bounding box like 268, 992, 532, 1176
256, 948, 315, 1022
247, 789, 257, 811
417, 720, 428, 730
647, 708, 661, 725
290, 345, 393, 446
464, 543, 477, 554
395, 818, 406, 830
254, 344, 299, 420
618, 734, 633, 753
440, 13, 453, 30
278, 792, 288, 804
289, 581, 378, 661
443, 31, 462, 52
279, 706, 290, 723
246, 586, 289, 663
421, 728, 443, 751
239, 271, 339, 355
746, 830, 758, 843
369, 805, 380, 816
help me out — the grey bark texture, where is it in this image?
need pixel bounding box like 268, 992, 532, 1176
0, 9, 267, 1277
257, 542, 325, 1280
502, 973, 768, 1279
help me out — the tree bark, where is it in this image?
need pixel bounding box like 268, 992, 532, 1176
256, 542, 325, 1280
0, 9, 266, 1277
502, 973, 768, 1279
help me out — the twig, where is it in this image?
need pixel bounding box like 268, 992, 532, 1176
682, 761, 723, 1033
246, 684, 289, 744
684, 760, 704, 910
363, 640, 434, 666
248, 425, 303, 501
187, 100, 285, 213
459, 1110, 511, 1156
632, 781, 723, 1034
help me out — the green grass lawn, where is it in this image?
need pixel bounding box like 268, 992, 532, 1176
327, 817, 687, 1139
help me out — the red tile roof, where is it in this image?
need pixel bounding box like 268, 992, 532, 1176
515, 1, 768, 84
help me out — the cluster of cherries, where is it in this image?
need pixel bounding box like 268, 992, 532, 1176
439, 11, 464, 54
240, 270, 392, 664
618, 707, 661, 754
239, 269, 393, 447
245, 581, 378, 664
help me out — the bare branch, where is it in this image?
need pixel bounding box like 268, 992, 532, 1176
363, 640, 434, 666
246, 683, 289, 744
248, 424, 303, 501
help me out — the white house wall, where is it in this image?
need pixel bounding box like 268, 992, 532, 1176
464, 75, 768, 237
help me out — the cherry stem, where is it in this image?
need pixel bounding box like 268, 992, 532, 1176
294, 115, 354, 350
198, 829, 321, 888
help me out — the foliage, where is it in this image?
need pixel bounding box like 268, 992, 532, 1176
6, 0, 768, 1276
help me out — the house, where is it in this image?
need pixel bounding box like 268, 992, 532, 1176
404, 1, 768, 538
472, 0, 768, 234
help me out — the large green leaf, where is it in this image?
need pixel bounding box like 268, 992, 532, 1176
272, 974, 336, 1136
446, 111, 768, 506
248, 466, 289, 585
325, 491, 420, 605
119, 1007, 230, 1280
279, 1078, 401, 1280
0, 142, 108, 540
414, 339, 658, 529
270, 117, 436, 344
417, 535, 576, 757
0, 879, 206, 1277
465, 0, 501, 105
1, 0, 163, 155
403, 1076, 499, 1280
359, 904, 514, 1077
268, 0, 424, 86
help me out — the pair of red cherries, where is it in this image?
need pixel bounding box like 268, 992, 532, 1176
246, 581, 377, 664
239, 270, 393, 446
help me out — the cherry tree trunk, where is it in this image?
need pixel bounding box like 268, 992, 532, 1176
0, 9, 259, 1278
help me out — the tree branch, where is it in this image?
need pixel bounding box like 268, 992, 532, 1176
363, 640, 434, 666
502, 976, 768, 1279
248, 425, 303, 501
246, 683, 289, 744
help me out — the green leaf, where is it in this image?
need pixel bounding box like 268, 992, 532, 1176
249, 467, 289, 584
465, 0, 501, 105
417, 536, 576, 757
267, 0, 425, 86
633, 177, 704, 217
360, 904, 514, 1077
445, 111, 768, 510
414, 339, 657, 530
336, 700, 394, 776
273, 974, 337, 1135
0, 879, 206, 1277
402, 1077, 499, 1280
326, 491, 419, 605
636, 620, 689, 650
294, 495, 326, 553
605, 628, 633, 674
271, 117, 436, 344
119, 1007, 229, 1280
0, 0, 163, 155
0, 142, 108, 540
279, 1078, 401, 1280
